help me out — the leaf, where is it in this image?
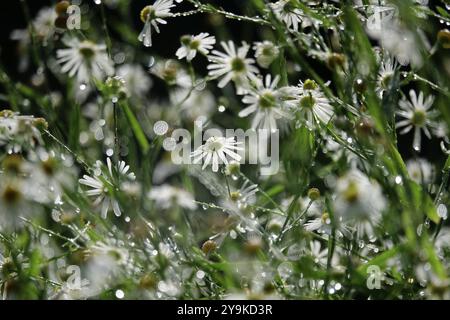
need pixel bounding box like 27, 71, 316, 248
121, 102, 150, 154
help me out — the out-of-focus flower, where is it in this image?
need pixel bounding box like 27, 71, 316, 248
117, 64, 153, 100
334, 169, 386, 239
148, 184, 197, 210
253, 41, 279, 68
0, 110, 46, 154
151, 59, 191, 87
57, 38, 114, 85
406, 158, 433, 185
269, 0, 303, 32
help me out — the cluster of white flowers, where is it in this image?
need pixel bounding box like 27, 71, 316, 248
1, 0, 449, 301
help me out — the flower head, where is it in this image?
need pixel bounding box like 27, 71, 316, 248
239, 74, 292, 132
283, 79, 334, 129
176, 33, 216, 61
79, 158, 135, 219
334, 169, 386, 239
138, 0, 175, 47
396, 90, 437, 152
207, 41, 259, 95
192, 136, 242, 172
253, 41, 279, 68
57, 38, 114, 85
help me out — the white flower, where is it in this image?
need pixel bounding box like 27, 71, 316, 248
176, 33, 216, 61
207, 41, 259, 95
191, 136, 242, 172
138, 0, 175, 47
57, 38, 114, 85
151, 59, 192, 87
283, 79, 334, 129
170, 88, 215, 121
229, 180, 258, 207
239, 74, 292, 132
407, 158, 433, 185
79, 158, 135, 219
334, 169, 386, 239
148, 184, 197, 210
253, 41, 280, 68
33, 7, 57, 45
0, 111, 45, 153
396, 90, 437, 152
0, 177, 35, 231
377, 55, 398, 96
269, 0, 303, 32
308, 241, 329, 266
117, 64, 153, 99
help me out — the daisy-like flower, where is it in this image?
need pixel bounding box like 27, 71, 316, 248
377, 55, 398, 96
176, 33, 216, 61
229, 180, 258, 206
239, 74, 292, 132
253, 41, 280, 68
148, 184, 197, 210
334, 169, 386, 239
79, 158, 135, 219
0, 110, 46, 154
396, 90, 437, 152
0, 177, 35, 231
283, 79, 334, 129
406, 158, 433, 185
191, 136, 242, 172
138, 0, 175, 47
117, 64, 153, 100
269, 0, 303, 32
151, 59, 192, 87
207, 41, 259, 95
56, 38, 114, 85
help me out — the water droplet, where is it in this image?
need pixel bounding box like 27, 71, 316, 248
153, 120, 169, 136
218, 105, 226, 113
147, 56, 155, 69
79, 83, 87, 91
115, 289, 124, 299
437, 204, 448, 220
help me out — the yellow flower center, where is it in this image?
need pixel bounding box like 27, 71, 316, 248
140, 6, 156, 23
